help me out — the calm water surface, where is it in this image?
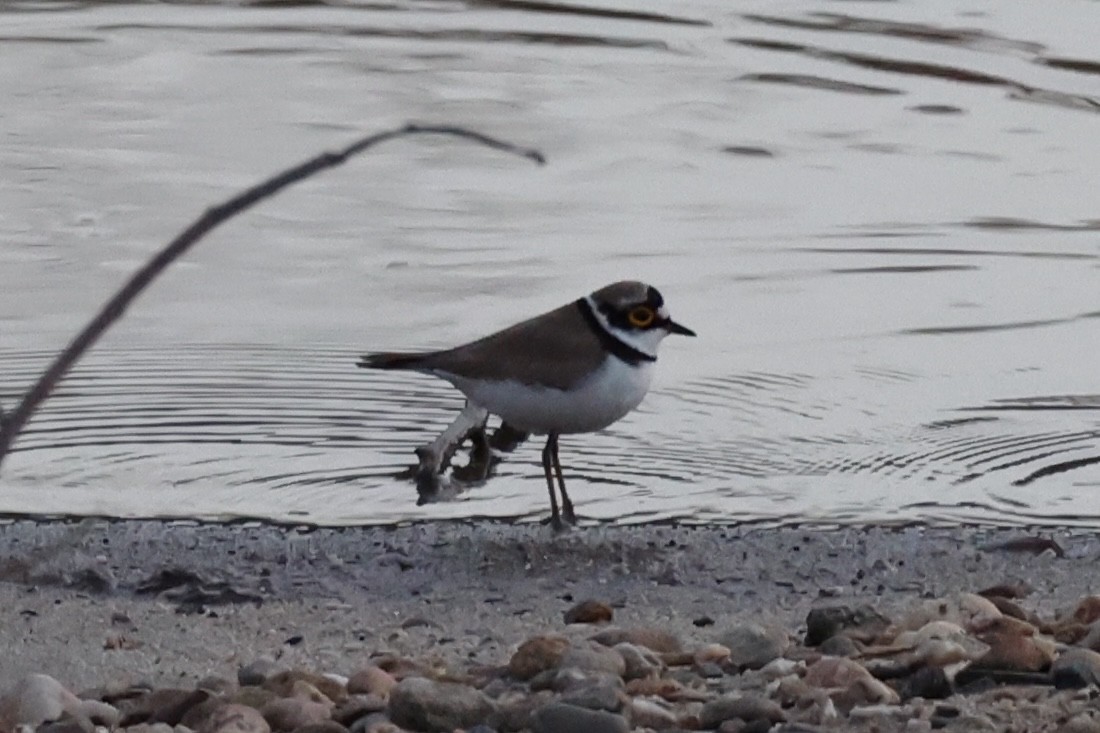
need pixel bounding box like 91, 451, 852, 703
1, 0, 1098, 525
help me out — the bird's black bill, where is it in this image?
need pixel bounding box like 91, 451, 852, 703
665, 319, 696, 337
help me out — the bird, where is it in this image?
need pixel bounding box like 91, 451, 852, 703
358, 280, 695, 529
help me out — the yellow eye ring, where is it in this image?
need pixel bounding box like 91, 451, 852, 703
628, 306, 655, 328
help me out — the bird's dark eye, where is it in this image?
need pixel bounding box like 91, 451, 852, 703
627, 306, 655, 328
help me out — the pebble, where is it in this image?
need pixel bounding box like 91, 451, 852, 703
529, 702, 629, 733
699, 694, 786, 728
387, 677, 494, 732
508, 635, 570, 680
590, 627, 682, 653
563, 599, 613, 625
718, 623, 788, 670
805, 605, 890, 646
239, 658, 288, 687
198, 703, 271, 733
0, 674, 118, 730
347, 667, 397, 698
613, 642, 663, 680
14, 586, 1100, 733
262, 697, 333, 731
1052, 648, 1100, 689
557, 641, 626, 677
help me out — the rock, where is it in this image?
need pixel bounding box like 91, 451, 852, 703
558, 641, 626, 677
624, 677, 708, 702
613, 643, 662, 680
896, 667, 951, 700
197, 704, 272, 733
564, 600, 613, 625
239, 658, 288, 687
718, 623, 788, 670
124, 724, 176, 733
529, 702, 628, 733
804, 657, 873, 689
972, 629, 1054, 672
559, 676, 623, 712
627, 698, 678, 729
119, 688, 210, 726
695, 642, 731, 665
0, 674, 118, 730
333, 695, 387, 725
699, 695, 786, 728
232, 687, 279, 710
1053, 648, 1100, 688
292, 723, 350, 733
818, 635, 858, 657
805, 605, 891, 647
38, 720, 94, 733
1062, 711, 1100, 733
290, 680, 337, 706
901, 594, 1001, 634
387, 677, 494, 732
264, 670, 346, 705
347, 667, 396, 698
1071, 596, 1100, 625
590, 627, 682, 653
508, 636, 570, 680
261, 698, 332, 732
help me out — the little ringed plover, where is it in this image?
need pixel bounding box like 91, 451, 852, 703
358, 280, 694, 528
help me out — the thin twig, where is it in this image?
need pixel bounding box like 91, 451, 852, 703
0, 123, 544, 469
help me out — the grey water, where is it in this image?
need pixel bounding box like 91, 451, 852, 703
0, 0, 1098, 526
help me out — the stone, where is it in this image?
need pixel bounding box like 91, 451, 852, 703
558, 641, 626, 677
564, 599, 613, 625
261, 698, 332, 732
293, 723, 350, 733
896, 667, 951, 701
718, 623, 788, 670
239, 658, 288, 687
699, 695, 785, 729
347, 667, 396, 698
0, 674, 118, 730
614, 643, 662, 680
627, 698, 678, 729
559, 676, 623, 712
695, 643, 731, 666
197, 704, 272, 733
508, 636, 570, 680
387, 677, 494, 732
972, 629, 1054, 672
901, 594, 1001, 634
529, 702, 628, 733
590, 627, 682, 653
119, 688, 210, 726
1053, 648, 1100, 688
264, 670, 347, 705
1062, 711, 1100, 733
804, 657, 874, 689
805, 605, 890, 646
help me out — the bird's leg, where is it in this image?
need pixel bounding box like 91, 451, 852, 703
549, 435, 577, 525
540, 433, 565, 531
452, 423, 493, 483
410, 402, 488, 502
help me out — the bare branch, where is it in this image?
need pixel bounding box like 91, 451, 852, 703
0, 123, 544, 469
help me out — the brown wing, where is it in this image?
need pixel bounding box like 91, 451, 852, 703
360, 301, 606, 391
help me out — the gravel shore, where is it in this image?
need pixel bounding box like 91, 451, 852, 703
0, 520, 1096, 731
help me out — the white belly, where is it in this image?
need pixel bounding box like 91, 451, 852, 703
447, 358, 654, 434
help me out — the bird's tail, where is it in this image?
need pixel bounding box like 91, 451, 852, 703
356, 352, 430, 370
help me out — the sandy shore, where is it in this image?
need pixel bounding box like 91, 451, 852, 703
0, 520, 1088, 695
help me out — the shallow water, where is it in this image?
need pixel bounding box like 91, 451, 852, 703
0, 0, 1098, 526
